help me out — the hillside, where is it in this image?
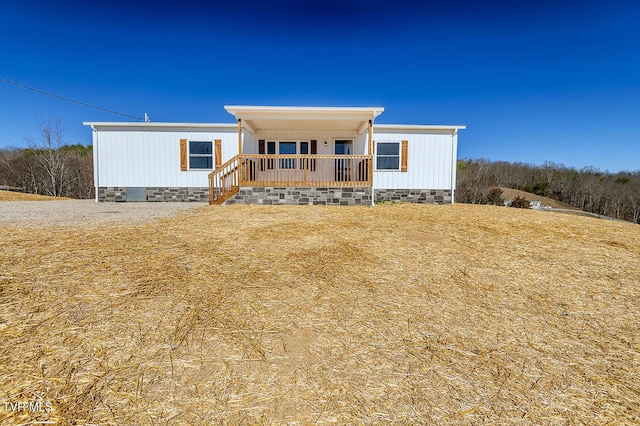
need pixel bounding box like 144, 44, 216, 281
499, 187, 577, 209
1, 204, 639, 424
0, 189, 70, 201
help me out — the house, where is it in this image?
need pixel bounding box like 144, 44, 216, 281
84, 106, 465, 205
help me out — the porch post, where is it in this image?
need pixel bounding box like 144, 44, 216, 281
237, 119, 243, 184
368, 119, 373, 155
237, 119, 242, 155
368, 119, 374, 185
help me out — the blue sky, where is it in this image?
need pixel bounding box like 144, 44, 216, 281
1, 0, 639, 172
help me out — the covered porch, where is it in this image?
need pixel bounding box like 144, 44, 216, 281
209, 106, 383, 204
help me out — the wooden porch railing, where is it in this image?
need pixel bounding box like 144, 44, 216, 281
209, 154, 373, 204
238, 154, 373, 187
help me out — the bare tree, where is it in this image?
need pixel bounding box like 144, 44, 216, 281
25, 117, 68, 197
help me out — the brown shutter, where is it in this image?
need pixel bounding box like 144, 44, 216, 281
214, 139, 222, 169
401, 140, 408, 172
180, 139, 187, 171
310, 140, 317, 171
258, 139, 265, 171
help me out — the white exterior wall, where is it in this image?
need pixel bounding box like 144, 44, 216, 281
93, 126, 238, 188
253, 129, 367, 155
372, 130, 457, 191
242, 130, 257, 154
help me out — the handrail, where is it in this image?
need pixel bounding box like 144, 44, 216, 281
208, 155, 240, 204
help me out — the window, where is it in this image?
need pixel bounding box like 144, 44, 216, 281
279, 141, 297, 169
376, 142, 400, 170
265, 141, 276, 169
267, 141, 276, 155
300, 141, 309, 169
189, 141, 213, 169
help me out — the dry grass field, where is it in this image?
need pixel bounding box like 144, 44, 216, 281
0, 189, 70, 201
1, 203, 639, 424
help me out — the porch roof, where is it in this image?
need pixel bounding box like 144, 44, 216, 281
224, 105, 384, 134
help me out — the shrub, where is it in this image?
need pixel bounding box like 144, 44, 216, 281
486, 187, 504, 205
510, 196, 531, 209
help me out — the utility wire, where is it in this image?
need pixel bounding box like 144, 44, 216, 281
0, 76, 144, 121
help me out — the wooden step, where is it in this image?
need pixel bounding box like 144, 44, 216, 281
210, 186, 239, 205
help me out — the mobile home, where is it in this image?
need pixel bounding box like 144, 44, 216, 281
84, 105, 465, 205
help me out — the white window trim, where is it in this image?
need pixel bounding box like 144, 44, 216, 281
375, 141, 401, 172
188, 140, 214, 170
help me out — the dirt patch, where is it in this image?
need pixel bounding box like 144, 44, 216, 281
0, 199, 207, 228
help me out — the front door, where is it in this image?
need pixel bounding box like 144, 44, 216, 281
334, 140, 353, 181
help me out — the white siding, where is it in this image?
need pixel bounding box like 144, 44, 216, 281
254, 129, 365, 155
92, 124, 459, 194
372, 130, 455, 190
242, 130, 257, 154
96, 127, 238, 187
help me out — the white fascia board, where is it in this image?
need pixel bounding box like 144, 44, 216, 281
225, 105, 384, 113
83, 122, 237, 130
374, 124, 466, 131
224, 105, 385, 120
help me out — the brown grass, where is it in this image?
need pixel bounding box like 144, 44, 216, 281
1, 203, 639, 424
0, 190, 70, 201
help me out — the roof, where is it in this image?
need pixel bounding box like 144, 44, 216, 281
224, 105, 384, 134
84, 107, 466, 134
83, 122, 237, 130
374, 124, 466, 132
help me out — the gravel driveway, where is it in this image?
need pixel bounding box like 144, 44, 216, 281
0, 200, 208, 228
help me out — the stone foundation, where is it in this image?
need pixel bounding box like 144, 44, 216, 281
374, 189, 452, 204
98, 186, 451, 204
225, 187, 372, 206
98, 187, 209, 202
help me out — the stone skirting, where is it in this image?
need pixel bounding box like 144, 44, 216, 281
98, 187, 128, 202
98, 186, 451, 204
98, 187, 209, 202
225, 187, 372, 206
374, 189, 452, 204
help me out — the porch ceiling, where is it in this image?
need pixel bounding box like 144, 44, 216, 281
224, 105, 384, 134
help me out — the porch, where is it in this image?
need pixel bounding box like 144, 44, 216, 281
208, 154, 372, 204
209, 106, 383, 204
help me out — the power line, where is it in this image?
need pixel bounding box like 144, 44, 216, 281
0, 76, 145, 121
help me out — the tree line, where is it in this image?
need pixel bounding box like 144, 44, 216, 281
0, 118, 94, 199
456, 159, 640, 223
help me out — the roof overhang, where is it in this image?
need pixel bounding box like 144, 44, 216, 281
374, 123, 466, 135
83, 122, 237, 131
224, 105, 384, 134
